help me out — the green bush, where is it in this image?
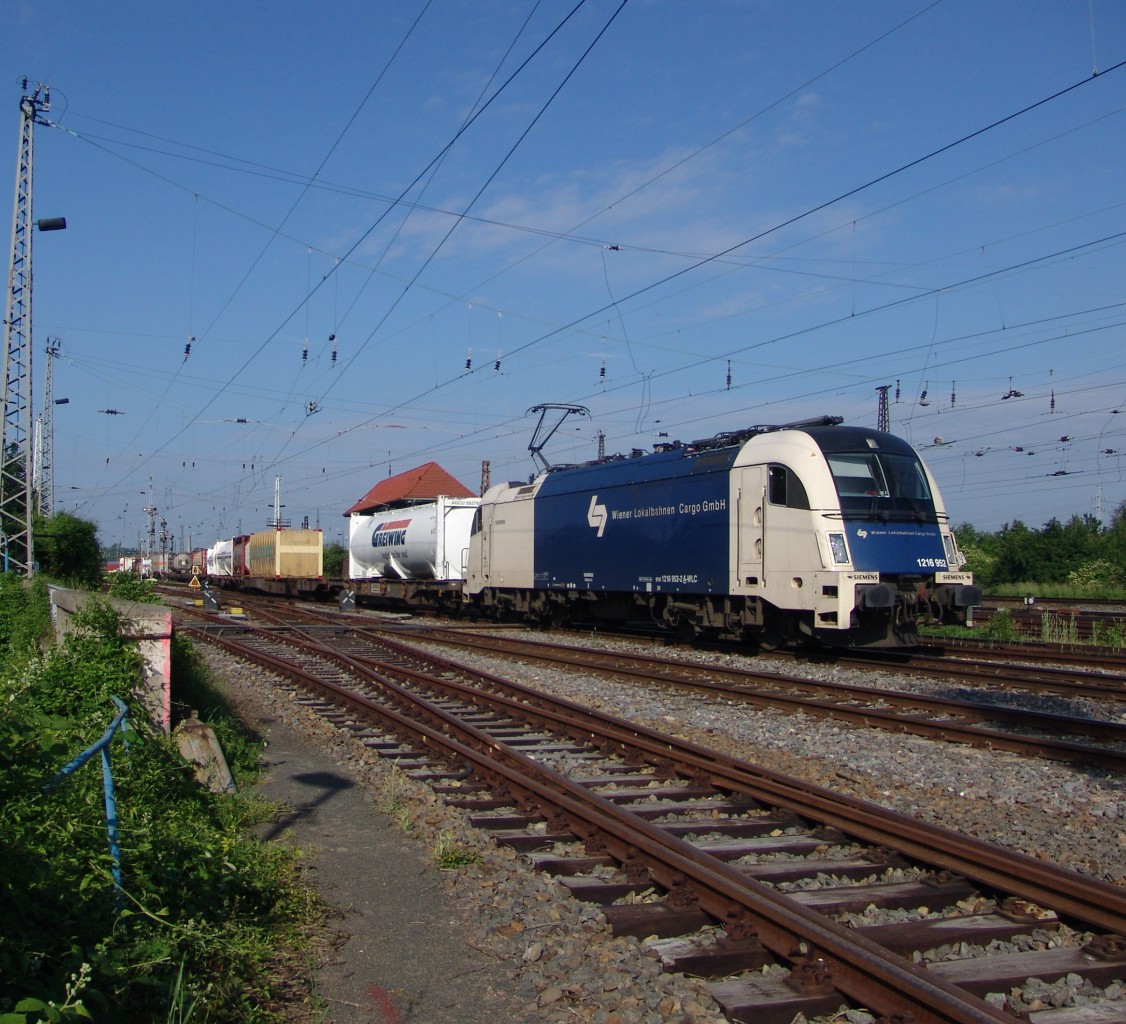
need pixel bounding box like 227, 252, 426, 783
0, 579, 318, 1022
104, 573, 162, 604
1067, 559, 1126, 591
1091, 619, 1126, 651
979, 607, 1018, 642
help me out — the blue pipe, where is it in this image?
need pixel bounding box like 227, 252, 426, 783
44, 697, 130, 904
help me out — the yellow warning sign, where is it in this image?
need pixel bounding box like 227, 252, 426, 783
189, 575, 201, 590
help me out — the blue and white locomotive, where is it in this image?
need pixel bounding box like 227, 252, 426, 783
465, 416, 981, 648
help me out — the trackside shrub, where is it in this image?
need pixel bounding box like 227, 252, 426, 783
0, 577, 319, 1022
979, 608, 1018, 642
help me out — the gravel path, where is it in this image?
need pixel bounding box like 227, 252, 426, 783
196, 629, 1126, 1022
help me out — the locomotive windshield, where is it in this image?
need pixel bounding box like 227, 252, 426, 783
826, 450, 936, 520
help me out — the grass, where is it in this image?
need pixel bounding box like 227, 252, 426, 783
986, 583, 1126, 601
432, 831, 482, 870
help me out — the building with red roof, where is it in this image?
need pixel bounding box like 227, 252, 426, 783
343, 462, 476, 517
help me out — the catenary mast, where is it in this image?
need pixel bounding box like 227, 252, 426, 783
2, 82, 61, 574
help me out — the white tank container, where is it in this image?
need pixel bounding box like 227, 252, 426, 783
348, 496, 479, 581
207, 539, 234, 577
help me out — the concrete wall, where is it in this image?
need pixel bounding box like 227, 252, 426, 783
49, 586, 173, 734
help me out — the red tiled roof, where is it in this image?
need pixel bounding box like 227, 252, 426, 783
343, 461, 476, 516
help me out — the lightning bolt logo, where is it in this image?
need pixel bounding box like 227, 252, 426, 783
587, 494, 607, 537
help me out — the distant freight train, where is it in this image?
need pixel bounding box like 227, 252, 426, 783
194, 415, 980, 648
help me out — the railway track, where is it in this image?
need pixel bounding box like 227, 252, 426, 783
209, 596, 1126, 772
397, 627, 1126, 771
814, 645, 1126, 704
181, 608, 1126, 1024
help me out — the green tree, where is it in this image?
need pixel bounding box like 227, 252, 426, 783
1106, 501, 1126, 572
955, 529, 997, 587
323, 541, 346, 579
992, 519, 1035, 583
33, 511, 103, 586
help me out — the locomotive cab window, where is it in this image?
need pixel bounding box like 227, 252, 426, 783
827, 451, 935, 518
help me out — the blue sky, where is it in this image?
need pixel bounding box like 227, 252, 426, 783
5, 0, 1126, 551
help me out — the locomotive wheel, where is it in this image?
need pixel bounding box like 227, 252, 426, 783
675, 613, 699, 643
757, 631, 786, 652
756, 609, 788, 651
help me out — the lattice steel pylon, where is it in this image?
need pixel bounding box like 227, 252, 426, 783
33, 337, 60, 516
1, 83, 51, 574
875, 385, 891, 434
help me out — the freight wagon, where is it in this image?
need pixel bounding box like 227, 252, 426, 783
207, 529, 329, 598
345, 496, 479, 611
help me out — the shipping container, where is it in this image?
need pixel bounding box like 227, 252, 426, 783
348, 496, 478, 581
232, 534, 251, 576
247, 528, 323, 578
207, 539, 234, 577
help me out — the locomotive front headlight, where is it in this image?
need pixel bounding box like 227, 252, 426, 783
828, 532, 850, 564
942, 532, 958, 567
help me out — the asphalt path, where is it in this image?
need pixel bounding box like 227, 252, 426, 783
232, 686, 513, 1023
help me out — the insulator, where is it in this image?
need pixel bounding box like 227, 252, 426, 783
599, 359, 606, 380
1050, 390, 1055, 412
494, 359, 501, 373
894, 380, 900, 402
950, 382, 956, 406
302, 348, 308, 363
726, 360, 732, 390
465, 357, 472, 371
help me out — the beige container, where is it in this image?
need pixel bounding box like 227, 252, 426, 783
247, 529, 323, 578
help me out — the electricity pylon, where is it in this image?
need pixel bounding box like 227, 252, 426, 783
2, 82, 57, 574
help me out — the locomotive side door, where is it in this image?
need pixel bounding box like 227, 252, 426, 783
467, 504, 490, 588
733, 465, 766, 592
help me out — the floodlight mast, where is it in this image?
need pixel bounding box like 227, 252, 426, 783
1, 82, 62, 575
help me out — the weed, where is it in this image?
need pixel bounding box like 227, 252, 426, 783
432, 832, 482, 870
375, 766, 414, 830
1040, 610, 1079, 645
1091, 619, 1126, 651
